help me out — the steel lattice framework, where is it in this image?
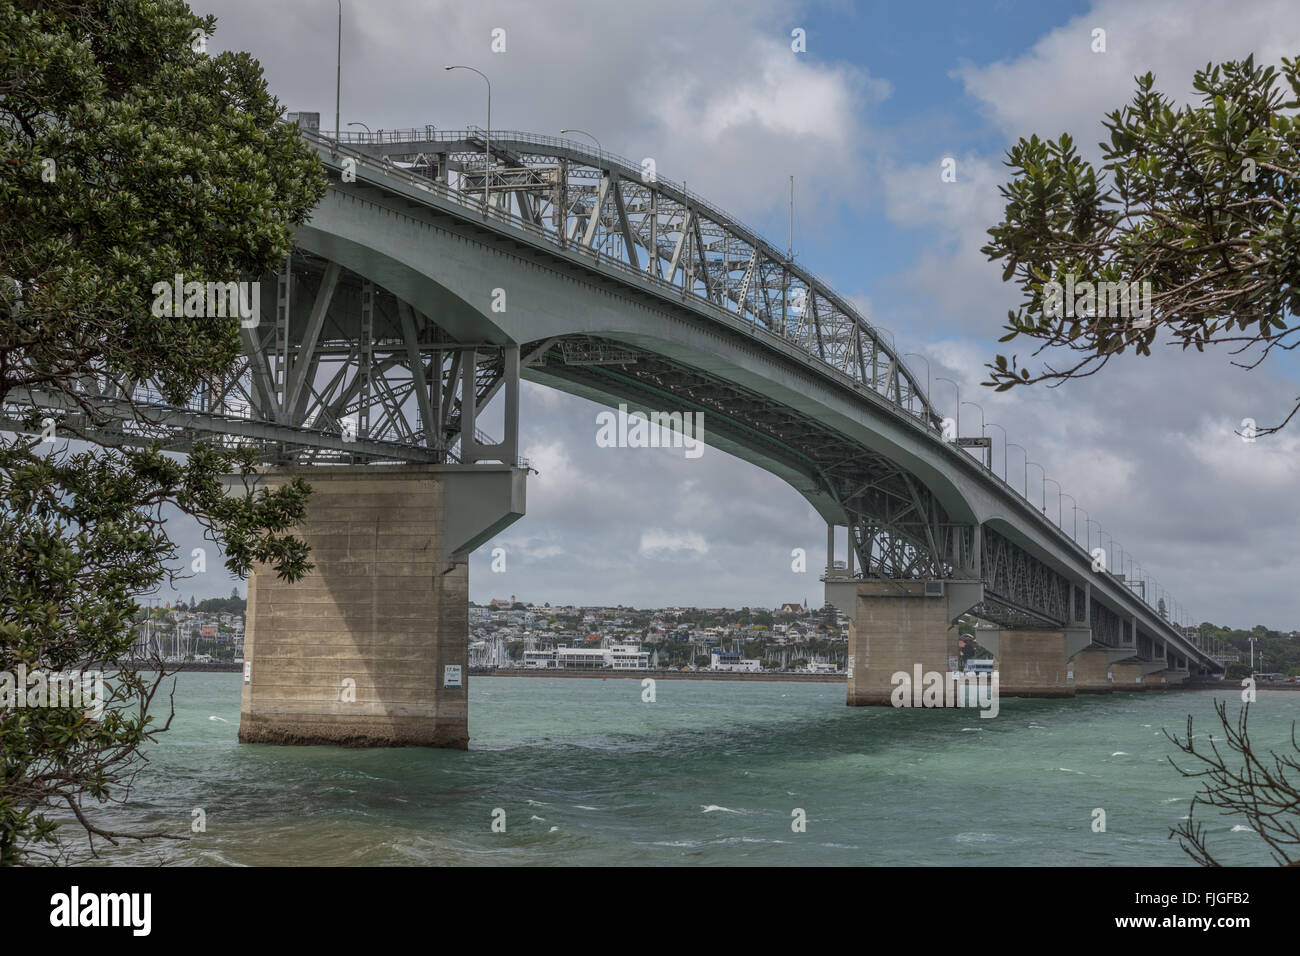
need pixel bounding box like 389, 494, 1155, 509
328, 127, 939, 427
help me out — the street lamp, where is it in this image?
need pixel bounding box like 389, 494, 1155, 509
936, 376, 959, 438
560, 127, 603, 160
1044, 477, 1062, 527
1085, 517, 1101, 555
961, 400, 987, 467
347, 121, 371, 140
445, 65, 491, 210
987, 422, 1009, 481
1026, 460, 1045, 511
334, 0, 342, 152
902, 353, 931, 405
1007, 442, 1027, 497
1060, 492, 1078, 542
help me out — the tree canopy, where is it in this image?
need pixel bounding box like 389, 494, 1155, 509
0, 0, 326, 864
983, 56, 1300, 436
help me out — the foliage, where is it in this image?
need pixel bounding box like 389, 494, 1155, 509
1167, 700, 1300, 865
983, 56, 1300, 435
0, 0, 326, 864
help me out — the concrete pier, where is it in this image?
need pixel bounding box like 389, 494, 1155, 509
1068, 647, 1115, 694
845, 581, 957, 706
1109, 661, 1147, 689
238, 466, 473, 748
995, 630, 1075, 699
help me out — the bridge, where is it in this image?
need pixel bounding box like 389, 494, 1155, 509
4, 119, 1223, 747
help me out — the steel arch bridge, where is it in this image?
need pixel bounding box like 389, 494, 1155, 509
1, 123, 1221, 678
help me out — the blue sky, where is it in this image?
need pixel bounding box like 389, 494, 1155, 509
158, 0, 1300, 630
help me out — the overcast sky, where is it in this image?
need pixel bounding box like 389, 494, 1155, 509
151, 0, 1300, 631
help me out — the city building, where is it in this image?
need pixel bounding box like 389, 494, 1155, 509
710, 650, 761, 672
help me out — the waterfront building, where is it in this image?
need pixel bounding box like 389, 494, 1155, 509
710, 650, 761, 672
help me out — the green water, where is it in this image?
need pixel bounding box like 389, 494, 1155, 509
90, 674, 1297, 866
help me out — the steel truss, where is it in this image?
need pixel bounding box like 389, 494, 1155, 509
5, 251, 523, 469
314, 127, 940, 427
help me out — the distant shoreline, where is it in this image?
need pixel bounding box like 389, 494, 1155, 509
472, 669, 844, 683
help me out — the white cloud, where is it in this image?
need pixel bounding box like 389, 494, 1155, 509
638, 528, 710, 557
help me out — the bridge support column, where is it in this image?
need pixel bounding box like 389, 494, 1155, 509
1069, 647, 1115, 693
1110, 661, 1146, 689
238, 464, 524, 748
844, 581, 956, 707
995, 630, 1076, 699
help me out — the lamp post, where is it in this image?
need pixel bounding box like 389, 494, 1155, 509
902, 352, 931, 404
987, 422, 1009, 481
1044, 477, 1062, 528
961, 400, 987, 467
1060, 493, 1077, 542
936, 376, 959, 439
334, 0, 342, 152
1026, 461, 1045, 511
1007, 442, 1027, 497
560, 127, 603, 160
1085, 517, 1101, 556
347, 121, 371, 141
445, 65, 491, 210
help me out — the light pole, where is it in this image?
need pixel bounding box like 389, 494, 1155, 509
560, 127, 603, 160
961, 400, 987, 467
902, 352, 931, 399
1007, 442, 1027, 497
1026, 460, 1045, 511
902, 353, 935, 430
347, 121, 371, 141
987, 422, 1009, 481
445, 65, 491, 210
562, 129, 607, 255
1060, 493, 1077, 541
334, 0, 342, 152
936, 376, 959, 439
1044, 477, 1062, 527
1085, 517, 1101, 556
